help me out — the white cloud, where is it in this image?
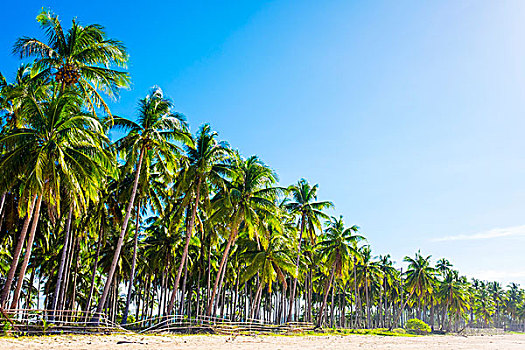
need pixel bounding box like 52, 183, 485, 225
431, 224, 525, 242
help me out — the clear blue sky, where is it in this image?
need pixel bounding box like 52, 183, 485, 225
2, 1, 525, 285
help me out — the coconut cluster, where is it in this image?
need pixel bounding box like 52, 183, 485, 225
55, 64, 80, 85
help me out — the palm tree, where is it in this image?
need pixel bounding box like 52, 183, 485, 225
316, 216, 363, 327
239, 230, 296, 319
165, 124, 230, 315
284, 179, 333, 321
93, 87, 190, 322
0, 87, 111, 309
377, 254, 397, 327
205, 155, 280, 316
390, 251, 437, 329
355, 246, 383, 328
13, 9, 130, 114
437, 270, 470, 331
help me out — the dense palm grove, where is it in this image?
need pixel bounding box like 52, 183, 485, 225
1, 10, 525, 331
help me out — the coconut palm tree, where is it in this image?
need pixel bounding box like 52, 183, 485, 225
165, 124, 230, 315
316, 216, 363, 327
390, 251, 437, 329
284, 179, 333, 321
239, 230, 296, 319
93, 87, 190, 322
0, 87, 111, 309
355, 246, 383, 328
437, 270, 470, 331
13, 9, 130, 114
205, 155, 280, 316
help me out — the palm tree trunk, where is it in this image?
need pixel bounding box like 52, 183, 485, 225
316, 264, 336, 328
122, 203, 140, 325
25, 267, 36, 309
251, 281, 264, 319
389, 289, 415, 331
196, 268, 202, 318
365, 272, 371, 328
353, 257, 358, 327
167, 179, 202, 315
206, 225, 238, 316
0, 194, 37, 308
86, 224, 103, 314
51, 206, 74, 314
10, 195, 43, 310
287, 214, 305, 322
69, 238, 81, 311
178, 259, 189, 315
94, 146, 145, 322
330, 281, 336, 327
0, 192, 6, 233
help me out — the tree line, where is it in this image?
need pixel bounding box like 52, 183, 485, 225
0, 10, 524, 331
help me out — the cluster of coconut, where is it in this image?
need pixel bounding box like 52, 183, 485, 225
55, 64, 80, 85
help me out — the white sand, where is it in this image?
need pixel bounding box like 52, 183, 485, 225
1, 334, 525, 349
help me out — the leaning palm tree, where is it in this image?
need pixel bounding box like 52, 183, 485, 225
316, 215, 363, 327
165, 124, 230, 315
206, 155, 280, 316
13, 9, 130, 114
0, 87, 111, 309
93, 87, 190, 322
284, 179, 333, 321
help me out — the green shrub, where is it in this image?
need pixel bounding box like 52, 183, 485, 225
392, 328, 407, 334
405, 318, 430, 334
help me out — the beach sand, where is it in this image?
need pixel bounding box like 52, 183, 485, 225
1, 334, 525, 350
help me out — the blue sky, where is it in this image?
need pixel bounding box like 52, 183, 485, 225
2, 1, 525, 285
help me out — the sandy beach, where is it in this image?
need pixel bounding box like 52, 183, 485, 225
1, 334, 524, 350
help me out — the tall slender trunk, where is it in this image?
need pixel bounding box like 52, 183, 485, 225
179, 259, 189, 315
25, 267, 36, 309
51, 207, 74, 314
0, 194, 37, 308
69, 238, 81, 311
288, 213, 305, 322
389, 289, 415, 331
206, 224, 238, 316
196, 268, 202, 318
330, 281, 336, 327
94, 146, 145, 322
250, 280, 264, 319
353, 257, 358, 327
10, 195, 43, 309
317, 264, 336, 327
58, 231, 76, 313
167, 179, 202, 315
122, 202, 141, 325
0, 192, 6, 233
206, 244, 211, 304
365, 271, 371, 328
86, 224, 103, 314
308, 268, 313, 322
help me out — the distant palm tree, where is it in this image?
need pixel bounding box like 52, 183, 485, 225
355, 246, 382, 328
165, 124, 230, 315
206, 155, 280, 316
390, 251, 437, 329
316, 216, 363, 327
284, 179, 333, 321
437, 270, 469, 331
240, 231, 296, 319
